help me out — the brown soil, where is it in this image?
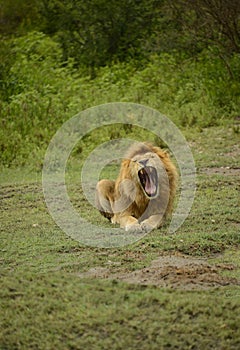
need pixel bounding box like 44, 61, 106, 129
78, 253, 240, 290
200, 167, 240, 176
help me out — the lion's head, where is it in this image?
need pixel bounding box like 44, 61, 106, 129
115, 142, 178, 219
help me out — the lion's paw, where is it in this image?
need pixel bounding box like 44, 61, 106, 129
125, 223, 143, 233
140, 221, 155, 232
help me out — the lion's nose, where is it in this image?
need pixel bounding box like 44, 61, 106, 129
139, 159, 148, 167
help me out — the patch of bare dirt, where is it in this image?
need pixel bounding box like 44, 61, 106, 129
200, 167, 240, 176
78, 253, 240, 290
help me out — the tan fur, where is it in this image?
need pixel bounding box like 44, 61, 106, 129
95, 142, 178, 232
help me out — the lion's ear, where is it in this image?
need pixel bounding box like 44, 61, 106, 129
121, 159, 131, 168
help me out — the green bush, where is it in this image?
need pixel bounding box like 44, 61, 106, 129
1, 32, 240, 169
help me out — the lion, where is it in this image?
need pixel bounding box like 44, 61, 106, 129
95, 142, 178, 232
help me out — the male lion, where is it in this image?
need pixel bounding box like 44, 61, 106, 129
95, 142, 178, 232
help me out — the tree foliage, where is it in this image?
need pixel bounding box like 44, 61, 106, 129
172, 0, 240, 54
39, 0, 164, 67
0, 0, 40, 35
1, 0, 240, 67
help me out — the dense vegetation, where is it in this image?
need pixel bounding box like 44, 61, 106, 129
0, 0, 240, 168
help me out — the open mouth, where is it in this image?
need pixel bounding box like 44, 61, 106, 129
138, 166, 158, 198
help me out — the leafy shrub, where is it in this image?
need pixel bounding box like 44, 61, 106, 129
1, 32, 240, 169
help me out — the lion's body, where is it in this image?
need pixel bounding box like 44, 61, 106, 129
95, 142, 178, 232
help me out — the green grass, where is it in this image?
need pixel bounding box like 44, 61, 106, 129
1, 126, 240, 349
1, 275, 240, 350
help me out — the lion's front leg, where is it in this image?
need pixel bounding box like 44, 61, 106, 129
140, 214, 163, 232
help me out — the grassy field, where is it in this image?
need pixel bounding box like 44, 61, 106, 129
0, 125, 240, 349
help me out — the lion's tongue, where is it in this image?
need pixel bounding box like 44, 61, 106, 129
145, 176, 156, 196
